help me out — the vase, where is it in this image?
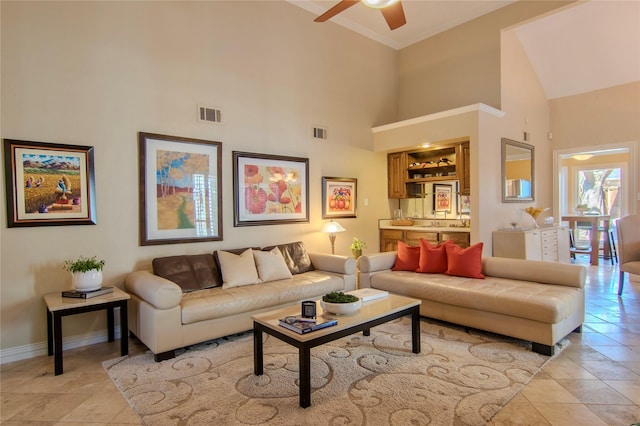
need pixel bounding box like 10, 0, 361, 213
71, 270, 103, 292
352, 249, 362, 259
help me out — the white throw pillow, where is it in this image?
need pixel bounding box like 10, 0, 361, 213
253, 247, 293, 283
218, 249, 261, 289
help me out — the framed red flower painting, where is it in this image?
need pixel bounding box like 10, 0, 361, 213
233, 151, 309, 226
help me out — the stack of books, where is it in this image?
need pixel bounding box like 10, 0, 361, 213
61, 286, 114, 299
278, 315, 337, 334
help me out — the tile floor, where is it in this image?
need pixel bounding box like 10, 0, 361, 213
1, 255, 639, 425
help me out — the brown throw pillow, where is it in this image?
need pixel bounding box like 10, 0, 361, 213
152, 254, 221, 292
263, 241, 314, 275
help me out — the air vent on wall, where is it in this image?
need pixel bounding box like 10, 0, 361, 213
198, 106, 222, 123
313, 126, 327, 140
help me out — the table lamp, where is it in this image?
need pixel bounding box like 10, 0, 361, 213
321, 220, 346, 254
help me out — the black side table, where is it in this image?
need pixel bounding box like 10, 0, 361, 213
43, 287, 130, 375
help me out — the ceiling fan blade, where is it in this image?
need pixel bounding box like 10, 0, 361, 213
314, 0, 359, 22
380, 1, 406, 30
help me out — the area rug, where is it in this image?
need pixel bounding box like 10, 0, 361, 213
104, 318, 567, 425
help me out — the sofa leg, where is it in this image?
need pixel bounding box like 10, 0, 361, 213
154, 350, 176, 362
573, 325, 582, 333
531, 342, 554, 356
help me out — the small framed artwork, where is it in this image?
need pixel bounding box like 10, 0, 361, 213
322, 176, 357, 219
433, 183, 453, 213
233, 151, 309, 226
139, 132, 222, 245
3, 139, 97, 227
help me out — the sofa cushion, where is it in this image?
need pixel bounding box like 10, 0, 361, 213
445, 242, 485, 279
392, 241, 420, 271
152, 254, 221, 292
417, 239, 452, 274
253, 247, 293, 282
368, 271, 581, 324
263, 241, 314, 275
217, 249, 261, 288
180, 270, 344, 324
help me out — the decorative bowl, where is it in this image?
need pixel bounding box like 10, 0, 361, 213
320, 299, 362, 315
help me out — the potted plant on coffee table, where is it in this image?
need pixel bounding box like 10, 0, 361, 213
63, 255, 105, 292
321, 291, 362, 315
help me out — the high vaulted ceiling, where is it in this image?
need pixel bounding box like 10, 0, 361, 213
290, 0, 640, 100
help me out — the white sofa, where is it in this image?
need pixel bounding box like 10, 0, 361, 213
125, 242, 357, 361
358, 252, 586, 355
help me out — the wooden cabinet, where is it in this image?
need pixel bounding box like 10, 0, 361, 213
379, 229, 469, 252
387, 152, 408, 198
387, 141, 470, 199
405, 231, 438, 247
440, 231, 470, 248
492, 228, 570, 263
380, 230, 403, 252
457, 142, 470, 196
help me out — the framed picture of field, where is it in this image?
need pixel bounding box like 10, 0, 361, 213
3, 139, 97, 227
233, 151, 309, 226
138, 132, 222, 245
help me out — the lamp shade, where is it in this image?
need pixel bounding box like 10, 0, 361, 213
321, 220, 346, 234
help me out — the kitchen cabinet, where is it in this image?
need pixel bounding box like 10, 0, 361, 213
387, 152, 408, 198
404, 230, 438, 247
380, 229, 403, 252
492, 227, 570, 263
379, 229, 469, 252
387, 141, 470, 199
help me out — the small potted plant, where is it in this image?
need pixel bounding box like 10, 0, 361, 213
321, 291, 362, 315
63, 255, 105, 291
350, 237, 367, 258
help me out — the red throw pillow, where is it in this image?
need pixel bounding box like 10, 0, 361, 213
417, 239, 453, 274
392, 241, 421, 271
445, 242, 485, 279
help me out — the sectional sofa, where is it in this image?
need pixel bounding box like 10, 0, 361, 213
124, 242, 357, 361
358, 247, 586, 355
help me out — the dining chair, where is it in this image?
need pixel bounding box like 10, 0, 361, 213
616, 214, 640, 295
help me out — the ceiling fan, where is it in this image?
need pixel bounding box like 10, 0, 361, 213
314, 0, 406, 30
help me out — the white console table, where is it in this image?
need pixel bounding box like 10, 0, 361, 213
492, 227, 571, 263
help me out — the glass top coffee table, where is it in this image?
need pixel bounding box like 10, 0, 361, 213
252, 293, 421, 408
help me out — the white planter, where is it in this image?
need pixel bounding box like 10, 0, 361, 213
71, 270, 103, 292
321, 299, 362, 315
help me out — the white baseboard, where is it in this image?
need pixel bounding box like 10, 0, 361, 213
0, 328, 123, 365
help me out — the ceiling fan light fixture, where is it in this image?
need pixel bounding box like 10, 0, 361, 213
572, 154, 594, 161
361, 0, 399, 9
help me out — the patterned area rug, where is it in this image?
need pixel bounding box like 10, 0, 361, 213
104, 317, 567, 425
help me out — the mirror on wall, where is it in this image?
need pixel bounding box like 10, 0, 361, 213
502, 138, 534, 203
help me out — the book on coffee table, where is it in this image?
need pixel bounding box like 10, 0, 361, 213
347, 288, 389, 302
279, 316, 337, 334
61, 286, 114, 299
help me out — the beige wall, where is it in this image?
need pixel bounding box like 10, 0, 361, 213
0, 1, 396, 356
550, 82, 640, 214
396, 0, 571, 121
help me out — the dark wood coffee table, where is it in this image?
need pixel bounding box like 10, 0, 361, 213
252, 294, 421, 408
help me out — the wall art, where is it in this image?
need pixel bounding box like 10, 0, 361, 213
233, 151, 309, 226
433, 183, 453, 214
139, 132, 222, 245
322, 176, 357, 219
4, 139, 97, 227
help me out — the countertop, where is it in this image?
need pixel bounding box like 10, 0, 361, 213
378, 219, 470, 233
